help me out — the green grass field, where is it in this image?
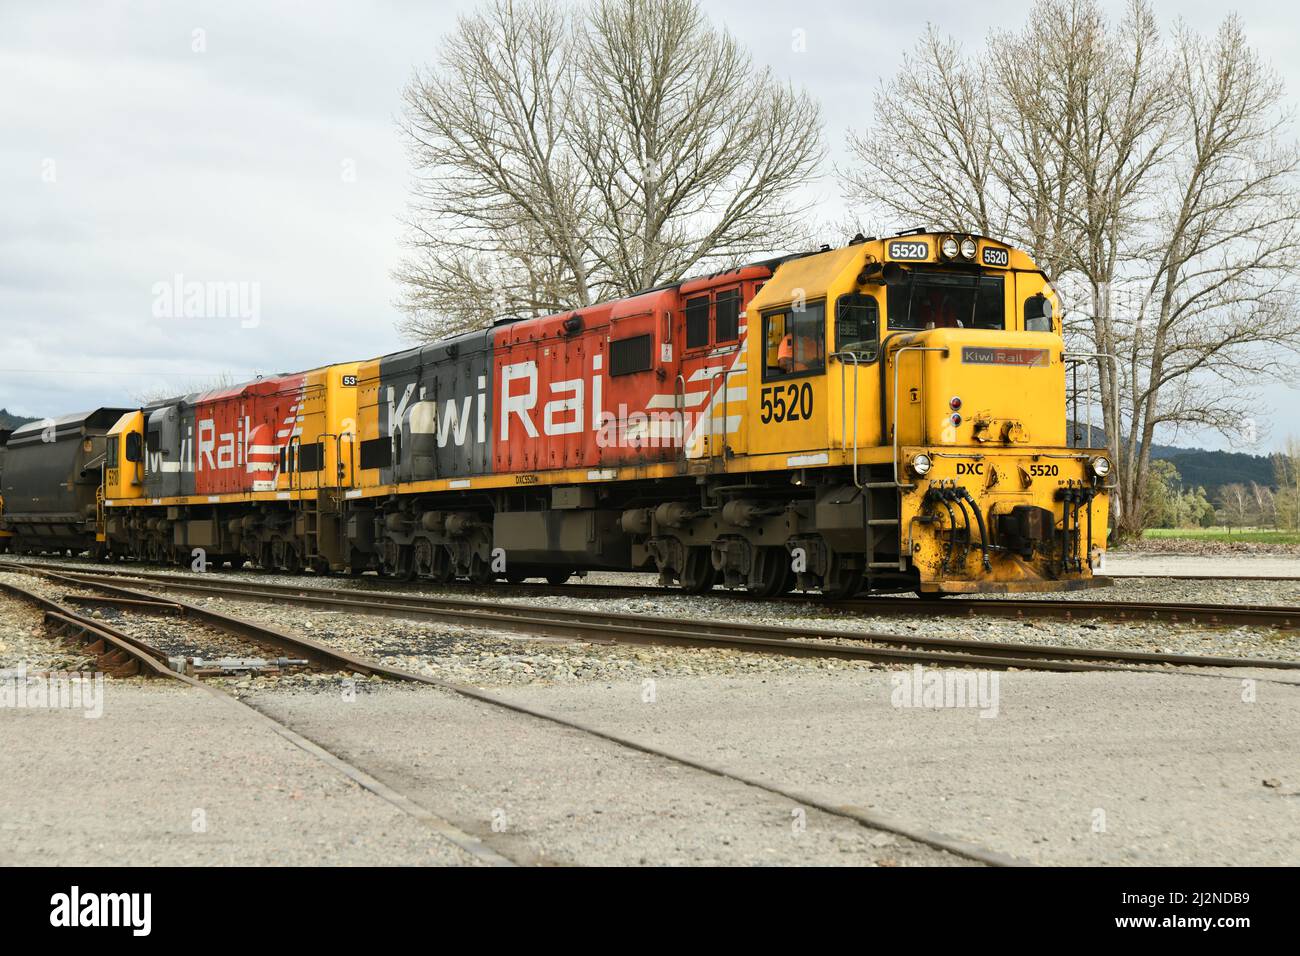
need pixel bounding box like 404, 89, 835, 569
1143, 528, 1300, 544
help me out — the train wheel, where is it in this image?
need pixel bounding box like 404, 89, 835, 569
545, 570, 572, 586
432, 547, 455, 584
748, 546, 791, 598
506, 571, 529, 584
413, 538, 436, 579
468, 553, 495, 585
821, 555, 862, 600
677, 546, 715, 594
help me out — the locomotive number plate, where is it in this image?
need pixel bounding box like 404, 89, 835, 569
887, 240, 929, 261
981, 246, 1010, 267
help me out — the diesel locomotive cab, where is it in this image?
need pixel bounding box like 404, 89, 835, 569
861, 233, 1109, 592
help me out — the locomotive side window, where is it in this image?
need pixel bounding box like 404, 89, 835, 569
886, 272, 1005, 331
714, 289, 740, 342
763, 301, 825, 380
835, 293, 879, 360
685, 296, 710, 349
1024, 293, 1053, 332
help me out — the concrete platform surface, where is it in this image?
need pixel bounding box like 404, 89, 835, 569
492, 667, 1300, 866
0, 683, 479, 866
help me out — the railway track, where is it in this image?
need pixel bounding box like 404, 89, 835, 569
5, 560, 1297, 867
4, 557, 1299, 630
5, 562, 1298, 675
0, 570, 1019, 865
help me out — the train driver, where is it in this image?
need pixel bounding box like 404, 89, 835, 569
778, 331, 821, 373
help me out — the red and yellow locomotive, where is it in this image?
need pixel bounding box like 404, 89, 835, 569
1, 232, 1110, 596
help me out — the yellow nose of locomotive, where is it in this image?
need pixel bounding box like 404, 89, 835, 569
891, 328, 1109, 593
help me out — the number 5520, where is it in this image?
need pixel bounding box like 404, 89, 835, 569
760, 382, 813, 423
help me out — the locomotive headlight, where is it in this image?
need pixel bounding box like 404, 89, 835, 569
910, 453, 933, 477
1090, 456, 1112, 478
941, 237, 960, 259
960, 238, 977, 259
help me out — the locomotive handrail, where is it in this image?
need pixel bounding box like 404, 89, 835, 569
674, 372, 687, 472
709, 367, 728, 466
829, 351, 864, 488
287, 434, 302, 507
890, 344, 950, 487
336, 431, 355, 497
1062, 350, 1118, 449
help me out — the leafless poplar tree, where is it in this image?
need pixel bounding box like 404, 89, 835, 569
1275, 438, 1300, 530
842, 0, 1300, 537
1249, 480, 1276, 528
1216, 482, 1252, 529
396, 0, 823, 339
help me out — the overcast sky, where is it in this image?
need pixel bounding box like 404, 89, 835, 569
2, 0, 1297, 451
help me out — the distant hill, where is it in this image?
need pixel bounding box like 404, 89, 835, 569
1069, 422, 1277, 495
0, 408, 37, 430
1151, 447, 1276, 493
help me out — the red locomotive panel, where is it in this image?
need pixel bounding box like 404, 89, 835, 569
488, 267, 769, 473
190, 375, 306, 495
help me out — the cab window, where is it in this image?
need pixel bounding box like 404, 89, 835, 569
763, 301, 825, 380
887, 272, 1005, 331
1024, 294, 1053, 332
835, 293, 879, 361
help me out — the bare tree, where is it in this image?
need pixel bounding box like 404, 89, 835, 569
1216, 482, 1253, 529
1110, 16, 1300, 535
1249, 480, 1276, 529
842, 0, 1300, 537
840, 28, 1007, 241
1275, 437, 1300, 530
131, 372, 240, 406
396, 0, 824, 339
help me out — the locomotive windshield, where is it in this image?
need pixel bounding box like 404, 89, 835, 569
886, 271, 1004, 331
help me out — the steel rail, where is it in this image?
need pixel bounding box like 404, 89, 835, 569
19, 567, 1120, 672
24, 565, 1300, 673
5, 558, 1297, 628
834, 595, 1300, 628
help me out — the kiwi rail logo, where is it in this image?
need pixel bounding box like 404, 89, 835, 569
961, 346, 1048, 367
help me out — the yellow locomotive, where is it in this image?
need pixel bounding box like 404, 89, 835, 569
4, 231, 1109, 597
